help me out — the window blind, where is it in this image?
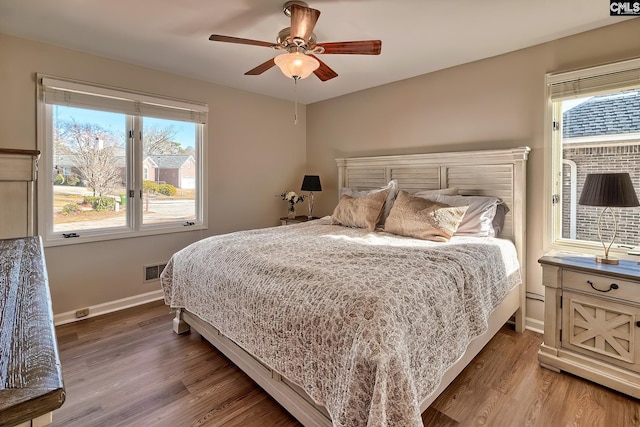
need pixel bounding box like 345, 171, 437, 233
40, 76, 208, 124
547, 57, 640, 101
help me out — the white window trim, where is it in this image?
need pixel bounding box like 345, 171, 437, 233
36, 74, 208, 247
544, 57, 640, 259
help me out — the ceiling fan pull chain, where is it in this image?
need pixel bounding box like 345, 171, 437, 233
293, 76, 299, 125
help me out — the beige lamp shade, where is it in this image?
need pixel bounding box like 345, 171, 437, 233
274, 52, 319, 79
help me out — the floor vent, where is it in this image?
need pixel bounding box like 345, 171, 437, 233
144, 262, 167, 282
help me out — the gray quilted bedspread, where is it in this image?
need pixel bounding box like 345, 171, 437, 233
161, 217, 521, 427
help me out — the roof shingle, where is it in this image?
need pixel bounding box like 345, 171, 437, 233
563, 90, 640, 138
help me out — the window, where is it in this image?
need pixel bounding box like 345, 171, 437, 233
547, 58, 640, 254
38, 76, 208, 245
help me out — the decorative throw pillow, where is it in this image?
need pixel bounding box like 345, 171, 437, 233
331, 189, 389, 232
418, 194, 506, 237
339, 180, 398, 226
384, 190, 468, 242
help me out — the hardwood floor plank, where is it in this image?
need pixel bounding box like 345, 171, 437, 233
50, 404, 104, 426
557, 381, 607, 427
517, 366, 558, 426
606, 393, 640, 427
420, 407, 458, 426
90, 380, 190, 427
50, 302, 640, 427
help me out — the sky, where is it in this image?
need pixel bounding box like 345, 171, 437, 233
562, 96, 591, 113
53, 105, 196, 149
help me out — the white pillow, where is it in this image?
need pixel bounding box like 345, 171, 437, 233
413, 187, 459, 197
340, 180, 398, 226
492, 203, 510, 236
418, 194, 505, 237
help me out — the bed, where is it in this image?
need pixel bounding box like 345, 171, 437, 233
161, 147, 530, 426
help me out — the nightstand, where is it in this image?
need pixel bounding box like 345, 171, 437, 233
280, 216, 319, 226
538, 251, 640, 398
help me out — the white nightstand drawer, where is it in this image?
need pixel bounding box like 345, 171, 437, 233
562, 291, 640, 373
563, 270, 640, 303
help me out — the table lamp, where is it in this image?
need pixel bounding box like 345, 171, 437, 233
301, 175, 322, 219
578, 172, 639, 264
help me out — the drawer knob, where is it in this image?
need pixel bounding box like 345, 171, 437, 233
637, 321, 640, 328
586, 280, 619, 292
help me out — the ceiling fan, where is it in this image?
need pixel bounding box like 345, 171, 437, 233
209, 1, 382, 82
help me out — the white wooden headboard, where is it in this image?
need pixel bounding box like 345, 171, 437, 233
336, 146, 530, 323
336, 147, 530, 241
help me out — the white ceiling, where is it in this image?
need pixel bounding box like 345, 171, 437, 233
0, 0, 632, 104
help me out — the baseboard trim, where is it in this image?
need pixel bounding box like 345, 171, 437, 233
53, 290, 546, 333
525, 316, 544, 335
54, 290, 164, 326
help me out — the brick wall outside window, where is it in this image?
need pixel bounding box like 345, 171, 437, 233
561, 143, 640, 247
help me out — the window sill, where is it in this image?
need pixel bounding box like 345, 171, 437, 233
551, 239, 640, 263
42, 223, 206, 247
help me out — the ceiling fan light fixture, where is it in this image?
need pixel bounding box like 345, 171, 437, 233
274, 52, 319, 79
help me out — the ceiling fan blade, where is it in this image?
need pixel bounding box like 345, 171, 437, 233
290, 4, 320, 43
209, 34, 274, 48
316, 40, 382, 55
245, 58, 276, 75
310, 55, 338, 82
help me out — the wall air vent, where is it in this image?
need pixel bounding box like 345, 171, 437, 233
144, 262, 168, 282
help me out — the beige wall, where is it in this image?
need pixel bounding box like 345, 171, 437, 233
2, 19, 639, 323
306, 19, 640, 325
0, 33, 306, 315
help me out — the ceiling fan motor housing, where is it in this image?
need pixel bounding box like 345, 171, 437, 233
283, 1, 309, 17
277, 28, 322, 53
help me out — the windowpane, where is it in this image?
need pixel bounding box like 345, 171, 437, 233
52, 105, 128, 232
557, 89, 640, 248
141, 117, 197, 225
40, 76, 206, 245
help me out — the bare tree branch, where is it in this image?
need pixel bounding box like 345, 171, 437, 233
143, 125, 181, 156
57, 119, 124, 197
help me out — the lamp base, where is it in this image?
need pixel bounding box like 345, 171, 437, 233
596, 255, 619, 265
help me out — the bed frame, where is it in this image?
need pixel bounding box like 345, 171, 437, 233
173, 146, 531, 426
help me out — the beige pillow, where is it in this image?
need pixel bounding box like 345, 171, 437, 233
331, 189, 389, 232
339, 180, 398, 226
384, 190, 468, 241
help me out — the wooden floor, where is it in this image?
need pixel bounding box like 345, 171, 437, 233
51, 300, 640, 427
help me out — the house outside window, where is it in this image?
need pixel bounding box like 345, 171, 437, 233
38, 76, 208, 245
547, 59, 640, 256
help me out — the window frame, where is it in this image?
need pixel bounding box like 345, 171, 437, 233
37, 75, 208, 247
544, 58, 640, 258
